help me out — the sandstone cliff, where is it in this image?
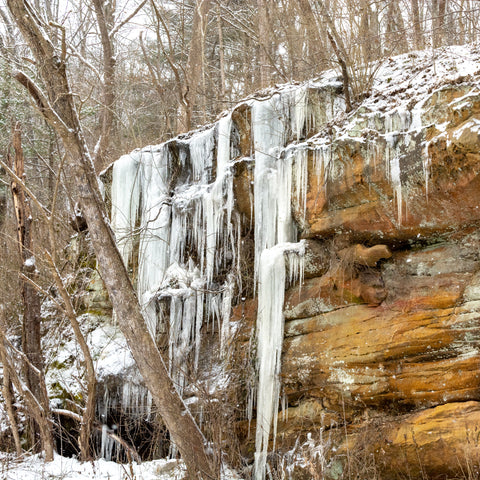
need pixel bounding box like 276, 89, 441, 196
100, 43, 480, 479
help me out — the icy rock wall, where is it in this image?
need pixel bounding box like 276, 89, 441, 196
106, 44, 480, 474
235, 45, 480, 480
109, 85, 321, 473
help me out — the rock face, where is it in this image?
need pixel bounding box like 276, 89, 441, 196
102, 44, 480, 478
234, 46, 480, 479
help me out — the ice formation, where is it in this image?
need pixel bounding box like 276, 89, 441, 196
109, 74, 430, 471
250, 89, 309, 480
110, 86, 309, 472
252, 89, 308, 281
254, 242, 304, 480
110, 119, 240, 400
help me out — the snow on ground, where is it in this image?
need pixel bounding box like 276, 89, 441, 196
0, 453, 243, 480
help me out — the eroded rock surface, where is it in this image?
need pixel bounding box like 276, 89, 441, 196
236, 47, 480, 478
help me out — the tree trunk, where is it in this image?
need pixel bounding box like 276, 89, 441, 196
216, 4, 226, 110
326, 31, 352, 112
0, 317, 54, 462
9, 123, 49, 451
433, 0, 447, 47
256, 0, 270, 88
91, 0, 116, 171
411, 0, 424, 49
7, 1, 217, 477
385, 0, 409, 53
0, 340, 22, 456
177, 0, 212, 133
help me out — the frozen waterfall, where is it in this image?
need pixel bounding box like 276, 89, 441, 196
110, 86, 309, 475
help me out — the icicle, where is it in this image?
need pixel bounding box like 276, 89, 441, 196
252, 92, 299, 282
293, 87, 308, 141
220, 274, 235, 357
292, 147, 309, 223
217, 114, 233, 177
111, 151, 142, 266
136, 146, 172, 335
189, 127, 215, 184
390, 155, 403, 223
251, 88, 308, 480
121, 382, 152, 419
194, 287, 204, 370
254, 242, 304, 480
100, 424, 115, 461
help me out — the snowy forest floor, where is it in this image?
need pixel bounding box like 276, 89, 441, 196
0, 453, 242, 479
0, 453, 188, 479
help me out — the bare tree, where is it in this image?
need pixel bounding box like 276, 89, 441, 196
7, 1, 217, 477
0, 313, 54, 461
8, 122, 50, 451
91, 0, 116, 171
177, 0, 212, 133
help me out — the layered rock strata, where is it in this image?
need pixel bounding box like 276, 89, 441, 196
101, 44, 480, 479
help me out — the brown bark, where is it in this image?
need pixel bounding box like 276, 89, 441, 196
411, 0, 424, 49
433, 0, 447, 47
177, 0, 212, 133
257, 0, 270, 88
7, 1, 217, 477
311, 0, 352, 111
0, 338, 22, 456
0, 318, 54, 461
91, 0, 116, 171
9, 123, 48, 450
326, 31, 352, 113
386, 0, 408, 53
216, 4, 226, 109
296, 0, 327, 70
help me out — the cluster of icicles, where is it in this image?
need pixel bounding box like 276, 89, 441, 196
109, 86, 311, 479
108, 80, 424, 478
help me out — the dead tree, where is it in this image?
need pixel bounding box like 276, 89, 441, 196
177, 0, 212, 133
0, 310, 22, 456
8, 122, 50, 451
0, 318, 54, 461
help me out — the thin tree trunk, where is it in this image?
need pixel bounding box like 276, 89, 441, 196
411, 0, 424, 49
296, 0, 322, 64
326, 31, 352, 112
257, 0, 268, 88
432, 0, 447, 47
0, 320, 54, 461
91, 0, 116, 171
177, 0, 212, 133
311, 0, 352, 111
9, 123, 48, 451
0, 340, 22, 456
7, 1, 217, 477
216, 4, 226, 110
46, 249, 96, 461
386, 0, 409, 53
